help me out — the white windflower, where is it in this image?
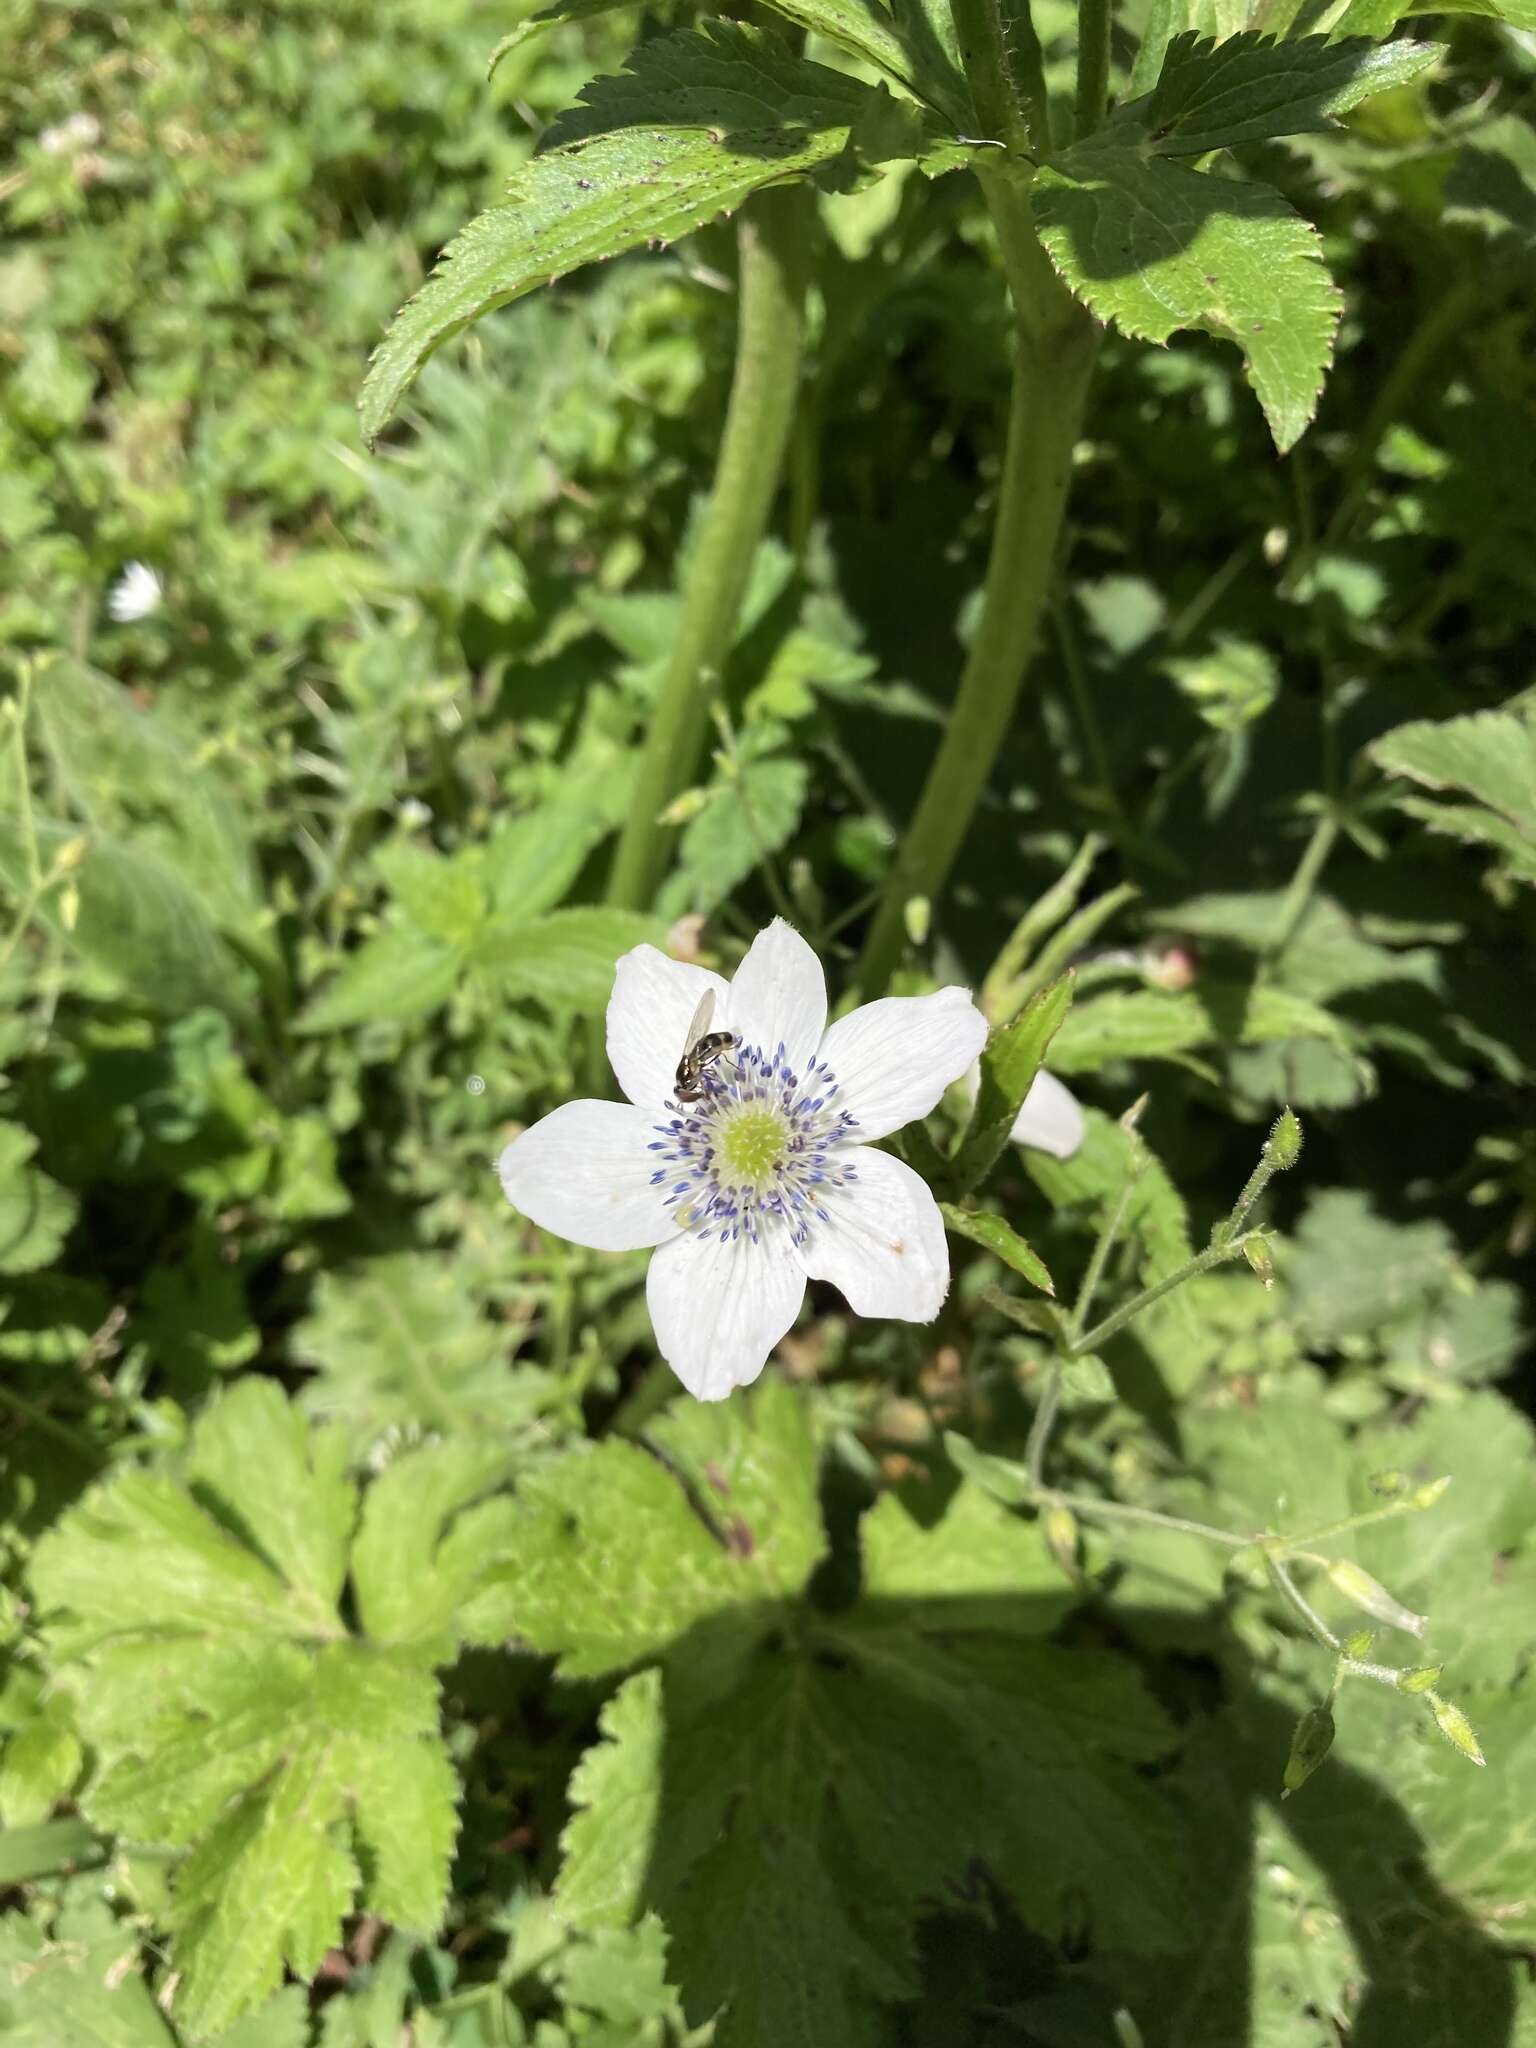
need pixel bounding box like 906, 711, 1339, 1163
106, 561, 162, 623
498, 918, 989, 1401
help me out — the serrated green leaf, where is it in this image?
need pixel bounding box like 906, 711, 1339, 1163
373, 841, 489, 948
360, 26, 871, 441
351, 1436, 519, 1650
480, 1380, 823, 1678
952, 974, 1073, 1192
1122, 33, 1440, 158
939, 1202, 1056, 1292
291, 1252, 555, 1456
26, 1392, 497, 2039
0, 820, 253, 1019
1372, 707, 1536, 888
663, 753, 809, 916
555, 1560, 1184, 2044
0, 1122, 77, 1276
294, 926, 463, 1033
475, 906, 666, 1013
0, 1898, 173, 2048
859, 1480, 1071, 1624
1048, 978, 1349, 1072
30, 654, 265, 954
1032, 150, 1341, 451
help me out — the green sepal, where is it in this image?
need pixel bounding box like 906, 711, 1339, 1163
951, 974, 1074, 1195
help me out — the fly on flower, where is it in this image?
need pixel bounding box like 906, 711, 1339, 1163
498, 920, 1081, 1402
673, 989, 739, 1103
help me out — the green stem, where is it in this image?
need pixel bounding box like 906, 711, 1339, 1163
950, 0, 1040, 149
1322, 272, 1476, 556
1266, 810, 1339, 960
1067, 1231, 1257, 1357
855, 176, 1097, 996
1025, 1361, 1062, 1487
1071, 1145, 1142, 1339
604, 185, 811, 914
1038, 1485, 1254, 1550
1074, 0, 1112, 137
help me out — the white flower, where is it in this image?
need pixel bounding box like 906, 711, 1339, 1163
106, 561, 162, 623
499, 918, 988, 1402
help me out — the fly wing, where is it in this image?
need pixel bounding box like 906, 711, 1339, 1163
682, 988, 716, 1054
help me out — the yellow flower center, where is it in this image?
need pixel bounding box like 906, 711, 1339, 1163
716, 1106, 789, 1190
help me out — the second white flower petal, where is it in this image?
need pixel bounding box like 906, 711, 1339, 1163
646, 1228, 806, 1402
794, 1145, 949, 1323
499, 1099, 677, 1252
1010, 1069, 1085, 1159
817, 987, 988, 1142
726, 917, 827, 1064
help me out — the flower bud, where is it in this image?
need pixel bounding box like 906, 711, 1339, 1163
1244, 1235, 1276, 1289
1325, 1559, 1426, 1637
1407, 1475, 1452, 1512
57, 834, 90, 872
60, 881, 80, 933
1266, 1109, 1303, 1172
1367, 1469, 1408, 1498
1044, 1505, 1081, 1581
1427, 1693, 1485, 1767
1396, 1664, 1442, 1696
1342, 1628, 1375, 1659
904, 895, 931, 946
1282, 1704, 1335, 1798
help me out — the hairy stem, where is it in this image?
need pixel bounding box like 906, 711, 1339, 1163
855, 176, 1097, 996
1074, 0, 1112, 137
604, 186, 811, 913
1067, 1230, 1259, 1357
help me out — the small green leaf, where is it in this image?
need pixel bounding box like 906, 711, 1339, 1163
360, 25, 872, 441
1124, 33, 1440, 158
943, 1430, 1034, 1506
952, 974, 1074, 1193
0, 1122, 77, 1276
1280, 1703, 1334, 1797
1032, 150, 1341, 452
940, 1202, 1055, 1294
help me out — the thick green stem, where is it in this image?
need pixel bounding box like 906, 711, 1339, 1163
950, 0, 1041, 150
1074, 0, 1112, 138
854, 175, 1097, 997
604, 185, 811, 913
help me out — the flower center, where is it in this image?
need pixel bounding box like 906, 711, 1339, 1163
717, 1106, 789, 1189
648, 1039, 861, 1249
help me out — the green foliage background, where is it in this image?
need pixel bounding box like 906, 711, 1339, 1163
1, 0, 1533, 2042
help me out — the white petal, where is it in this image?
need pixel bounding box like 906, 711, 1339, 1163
726, 918, 826, 1063
646, 1229, 806, 1401
606, 945, 729, 1109
498, 1099, 678, 1252
817, 987, 988, 1142
1010, 1070, 1085, 1159
794, 1145, 949, 1322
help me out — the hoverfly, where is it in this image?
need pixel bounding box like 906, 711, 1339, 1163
674, 989, 738, 1102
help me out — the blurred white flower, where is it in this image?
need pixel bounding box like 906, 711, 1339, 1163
499, 919, 988, 1401
396, 797, 434, 828
39, 111, 101, 156
106, 562, 163, 623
